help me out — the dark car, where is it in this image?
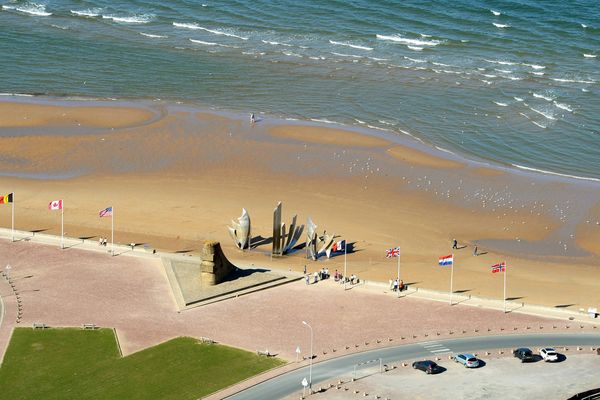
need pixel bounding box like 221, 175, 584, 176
513, 347, 535, 362
412, 360, 440, 374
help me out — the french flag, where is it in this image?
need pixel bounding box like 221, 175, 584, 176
438, 254, 453, 266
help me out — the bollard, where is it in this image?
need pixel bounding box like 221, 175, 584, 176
500, 328, 504, 331
436, 332, 440, 336
514, 327, 518, 330
553, 325, 557, 329
412, 335, 417, 339
487, 328, 491, 332
402, 362, 408, 367
346, 346, 350, 349
526, 326, 530, 329
424, 333, 428, 337
498, 350, 503, 354
388, 337, 393, 341
449, 331, 454, 335
376, 339, 381, 343
462, 330, 466, 334
365, 342, 369, 346
332, 348, 336, 352
401, 337, 405, 340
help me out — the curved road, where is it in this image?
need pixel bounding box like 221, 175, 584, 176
225, 333, 600, 400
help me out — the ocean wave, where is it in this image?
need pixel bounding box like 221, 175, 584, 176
310, 118, 338, 125
102, 14, 154, 24
70, 9, 101, 17
530, 107, 556, 120
3, 3, 51, 16
581, 23, 588, 28
189, 38, 237, 48
283, 51, 303, 57
366, 124, 390, 132
493, 101, 508, 106
514, 97, 524, 102
533, 93, 553, 101
405, 57, 426, 63
141, 32, 167, 38
420, 33, 432, 38
512, 164, 600, 182
493, 23, 510, 28
261, 40, 292, 47
0, 92, 34, 97
484, 59, 516, 66
530, 71, 544, 76
552, 78, 595, 84
407, 46, 423, 51
329, 40, 373, 51
354, 119, 366, 125
583, 54, 597, 58
554, 102, 573, 112
481, 80, 493, 85
432, 62, 450, 67
367, 56, 388, 61
523, 63, 545, 70
173, 22, 248, 40
51, 24, 69, 30
331, 52, 363, 58
376, 34, 441, 46
530, 121, 547, 129
490, 9, 501, 16
494, 69, 512, 73
482, 74, 497, 78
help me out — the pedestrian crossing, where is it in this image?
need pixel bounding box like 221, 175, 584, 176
421, 341, 452, 355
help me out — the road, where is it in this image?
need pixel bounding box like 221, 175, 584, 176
224, 333, 600, 400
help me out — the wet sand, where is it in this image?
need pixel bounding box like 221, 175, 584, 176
1, 98, 600, 310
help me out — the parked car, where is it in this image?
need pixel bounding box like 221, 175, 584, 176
513, 347, 535, 362
539, 347, 559, 362
454, 353, 479, 368
412, 360, 440, 374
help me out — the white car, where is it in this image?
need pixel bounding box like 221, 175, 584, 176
539, 347, 559, 362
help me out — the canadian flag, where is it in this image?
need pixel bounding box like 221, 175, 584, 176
48, 200, 63, 210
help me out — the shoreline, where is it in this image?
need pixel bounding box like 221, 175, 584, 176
2, 94, 600, 186
0, 97, 600, 310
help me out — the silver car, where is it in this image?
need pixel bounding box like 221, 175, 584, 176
454, 353, 479, 368
539, 348, 559, 362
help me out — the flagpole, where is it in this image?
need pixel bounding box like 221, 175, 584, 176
11, 194, 14, 242
111, 206, 114, 256
397, 248, 400, 298
503, 262, 507, 313
61, 201, 64, 249
344, 242, 347, 291
449, 253, 454, 305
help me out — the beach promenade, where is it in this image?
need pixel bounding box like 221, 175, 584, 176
0, 228, 598, 366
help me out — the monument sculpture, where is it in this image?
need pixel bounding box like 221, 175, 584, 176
306, 217, 318, 260
272, 202, 304, 256
227, 208, 251, 250
305, 217, 336, 260
200, 241, 237, 286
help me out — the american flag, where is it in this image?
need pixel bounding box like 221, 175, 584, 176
386, 247, 400, 258
491, 262, 506, 273
99, 206, 113, 218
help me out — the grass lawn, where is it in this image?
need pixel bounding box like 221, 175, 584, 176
0, 328, 284, 400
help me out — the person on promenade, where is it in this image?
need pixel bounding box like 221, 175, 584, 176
305, 274, 310, 285
399, 280, 405, 292
313, 271, 319, 284
393, 279, 398, 292
452, 238, 458, 249
99, 237, 103, 246
473, 246, 478, 256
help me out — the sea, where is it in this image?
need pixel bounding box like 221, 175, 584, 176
1, 0, 599, 181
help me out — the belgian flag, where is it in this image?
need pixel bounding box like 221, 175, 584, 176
0, 193, 13, 204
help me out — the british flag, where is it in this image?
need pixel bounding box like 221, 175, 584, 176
491, 262, 506, 273
386, 247, 400, 258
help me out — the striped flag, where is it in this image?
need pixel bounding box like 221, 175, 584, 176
438, 254, 453, 266
0, 193, 14, 204
48, 200, 63, 210
99, 206, 113, 218
491, 262, 506, 273
386, 247, 400, 258
332, 240, 346, 253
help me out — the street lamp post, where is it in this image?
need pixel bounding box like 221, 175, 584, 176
302, 321, 313, 391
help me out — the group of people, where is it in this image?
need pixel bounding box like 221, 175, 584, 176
304, 268, 359, 285
390, 278, 407, 292
98, 237, 109, 246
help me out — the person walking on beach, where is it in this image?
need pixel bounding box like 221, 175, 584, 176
473, 246, 478, 256
452, 238, 458, 249
250, 113, 255, 123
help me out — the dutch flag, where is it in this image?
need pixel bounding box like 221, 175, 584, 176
438, 254, 453, 266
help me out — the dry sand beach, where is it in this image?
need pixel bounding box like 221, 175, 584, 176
1, 97, 600, 310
